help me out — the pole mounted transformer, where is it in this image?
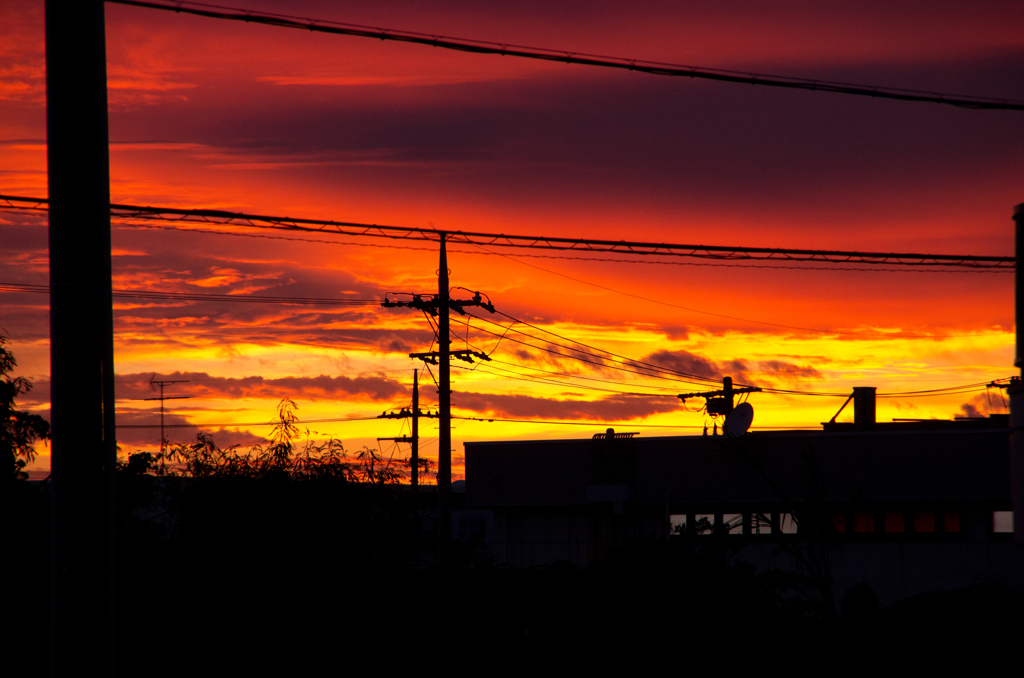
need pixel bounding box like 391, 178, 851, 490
45, 0, 117, 674
679, 377, 761, 436
381, 235, 496, 556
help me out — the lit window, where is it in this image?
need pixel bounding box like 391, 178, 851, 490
751, 513, 772, 534
854, 513, 874, 533
884, 513, 904, 533
779, 513, 798, 534
695, 514, 714, 535
944, 512, 960, 533
831, 514, 846, 533
993, 511, 1014, 533
669, 514, 687, 535
913, 513, 935, 533
723, 513, 743, 534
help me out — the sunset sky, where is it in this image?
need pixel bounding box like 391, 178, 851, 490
2, 0, 1023, 479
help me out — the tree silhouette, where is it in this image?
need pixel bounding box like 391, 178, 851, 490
1, 333, 49, 482
160, 397, 405, 484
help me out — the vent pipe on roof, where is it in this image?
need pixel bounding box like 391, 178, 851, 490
853, 387, 876, 431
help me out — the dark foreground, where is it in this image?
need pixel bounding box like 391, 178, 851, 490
9, 468, 1022, 675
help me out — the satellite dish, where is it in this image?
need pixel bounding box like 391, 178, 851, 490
724, 402, 754, 437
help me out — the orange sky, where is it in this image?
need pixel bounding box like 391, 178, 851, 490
2, 1, 1023, 478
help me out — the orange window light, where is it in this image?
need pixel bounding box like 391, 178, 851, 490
884, 513, 905, 533
854, 513, 874, 533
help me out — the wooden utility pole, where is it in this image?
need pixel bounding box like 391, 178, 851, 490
376, 369, 427, 487
411, 369, 419, 488
381, 234, 496, 556
1009, 203, 1024, 544
437, 234, 452, 546
45, 1, 116, 674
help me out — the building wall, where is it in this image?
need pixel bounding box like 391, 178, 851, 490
465, 428, 1022, 602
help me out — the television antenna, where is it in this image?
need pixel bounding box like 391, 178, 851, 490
144, 375, 192, 455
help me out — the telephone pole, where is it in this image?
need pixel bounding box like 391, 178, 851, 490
678, 376, 762, 414
438, 233, 451, 544
1009, 203, 1024, 543
381, 233, 496, 553
412, 369, 419, 487
46, 1, 116, 674
377, 369, 440, 487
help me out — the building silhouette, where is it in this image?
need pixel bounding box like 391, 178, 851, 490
463, 389, 1021, 603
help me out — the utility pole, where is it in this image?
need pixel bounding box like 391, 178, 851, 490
144, 376, 191, 456
1009, 203, 1024, 544
437, 233, 452, 545
412, 369, 419, 487
45, 1, 116, 675
381, 233, 496, 554
377, 370, 439, 487
679, 376, 762, 434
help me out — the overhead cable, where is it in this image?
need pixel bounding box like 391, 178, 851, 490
0, 281, 378, 305
0, 194, 1011, 269
477, 257, 1013, 339
452, 362, 677, 397
108, 0, 1024, 111
7, 209, 1003, 275
456, 314, 722, 387
117, 415, 381, 429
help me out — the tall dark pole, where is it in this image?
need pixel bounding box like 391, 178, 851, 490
159, 382, 165, 455
438, 234, 452, 549
45, 0, 117, 675
411, 369, 419, 489
1010, 203, 1024, 544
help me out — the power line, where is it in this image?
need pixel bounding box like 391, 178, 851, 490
3, 284, 1006, 396
452, 361, 676, 397
0, 282, 378, 305
2, 195, 1015, 337
451, 313, 723, 385
453, 316, 721, 387
473, 256, 1013, 339
452, 415, 705, 428
116, 414, 381, 429
760, 383, 998, 398
3, 269, 1010, 341
6, 212, 1002, 276
113, 367, 417, 384
108, 0, 1024, 111
455, 315, 1009, 400
0, 194, 1011, 268
452, 415, 826, 430
482, 355, 684, 393
452, 314, 1009, 399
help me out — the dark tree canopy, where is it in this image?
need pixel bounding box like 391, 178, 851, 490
1, 334, 49, 481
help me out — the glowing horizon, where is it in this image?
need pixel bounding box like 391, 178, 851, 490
2, 0, 1022, 479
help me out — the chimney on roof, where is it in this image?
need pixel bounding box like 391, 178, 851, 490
853, 387, 876, 430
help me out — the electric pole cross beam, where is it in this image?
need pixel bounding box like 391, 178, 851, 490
378, 408, 439, 419
377, 373, 437, 489
409, 349, 491, 365
382, 291, 496, 316
678, 376, 762, 416
381, 233, 497, 555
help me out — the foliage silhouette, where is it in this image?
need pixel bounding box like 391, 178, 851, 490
1, 333, 49, 482
157, 397, 408, 484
